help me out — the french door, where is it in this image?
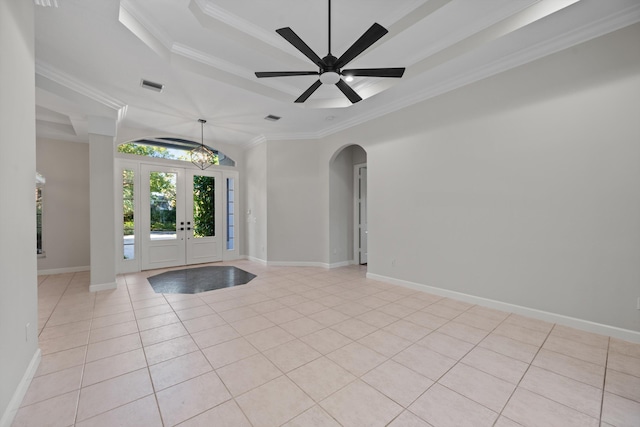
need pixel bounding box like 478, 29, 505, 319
140, 164, 222, 270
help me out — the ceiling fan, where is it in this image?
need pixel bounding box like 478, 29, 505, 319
255, 0, 405, 104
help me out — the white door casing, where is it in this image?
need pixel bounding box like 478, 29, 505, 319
140, 164, 222, 270
354, 164, 368, 265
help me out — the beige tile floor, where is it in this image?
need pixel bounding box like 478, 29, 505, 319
12, 261, 640, 427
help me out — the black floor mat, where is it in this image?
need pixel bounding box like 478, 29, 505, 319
147, 266, 256, 294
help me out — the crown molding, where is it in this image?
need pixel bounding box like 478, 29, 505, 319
35, 60, 127, 114
403, 0, 538, 67
172, 43, 252, 79
120, 0, 173, 50
241, 134, 267, 149
193, 0, 426, 55
302, 2, 640, 141
262, 132, 322, 142
193, 0, 294, 54
121, 0, 302, 97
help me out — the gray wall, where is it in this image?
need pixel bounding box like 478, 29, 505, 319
0, 0, 39, 423
36, 138, 90, 272
244, 142, 268, 262
258, 23, 640, 334
266, 139, 325, 263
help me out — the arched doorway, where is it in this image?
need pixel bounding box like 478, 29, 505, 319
329, 144, 367, 268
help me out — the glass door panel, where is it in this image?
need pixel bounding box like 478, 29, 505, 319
149, 171, 178, 241
226, 178, 235, 250
186, 170, 222, 265
193, 175, 216, 238
122, 169, 135, 259
141, 164, 185, 270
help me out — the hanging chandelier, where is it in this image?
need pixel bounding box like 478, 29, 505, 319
190, 119, 215, 170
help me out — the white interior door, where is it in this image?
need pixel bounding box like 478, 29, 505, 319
140, 164, 222, 270
358, 165, 368, 264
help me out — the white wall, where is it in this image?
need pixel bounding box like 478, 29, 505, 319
0, 0, 39, 424
262, 23, 640, 335
266, 139, 325, 263
36, 138, 90, 273
332, 23, 640, 333
244, 142, 268, 262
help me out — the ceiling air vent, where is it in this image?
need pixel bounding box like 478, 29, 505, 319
264, 114, 281, 122
140, 79, 164, 93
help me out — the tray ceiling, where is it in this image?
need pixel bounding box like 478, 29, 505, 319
34, 0, 640, 146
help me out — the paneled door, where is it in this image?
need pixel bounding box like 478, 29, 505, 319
140, 164, 222, 270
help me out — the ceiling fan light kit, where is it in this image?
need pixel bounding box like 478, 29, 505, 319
255, 0, 405, 104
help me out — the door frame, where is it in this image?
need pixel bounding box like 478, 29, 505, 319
185, 168, 223, 266
115, 156, 240, 273
139, 163, 194, 271
353, 163, 367, 265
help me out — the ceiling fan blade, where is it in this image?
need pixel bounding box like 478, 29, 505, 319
334, 23, 388, 69
276, 27, 324, 67
342, 67, 405, 78
335, 79, 362, 104
295, 80, 323, 103
255, 71, 319, 78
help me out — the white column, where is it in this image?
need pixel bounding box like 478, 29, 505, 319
88, 116, 117, 291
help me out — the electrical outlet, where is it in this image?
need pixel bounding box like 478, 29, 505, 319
637, 297, 640, 310
25, 323, 31, 342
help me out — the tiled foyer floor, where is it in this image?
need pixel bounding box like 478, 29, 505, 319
13, 261, 640, 427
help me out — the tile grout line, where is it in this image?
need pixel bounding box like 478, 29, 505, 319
411, 304, 512, 424
37, 273, 75, 337
129, 271, 170, 427
30, 264, 632, 427
489, 320, 556, 426
599, 337, 611, 426
73, 272, 93, 427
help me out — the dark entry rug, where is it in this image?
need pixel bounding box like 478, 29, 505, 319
147, 266, 256, 294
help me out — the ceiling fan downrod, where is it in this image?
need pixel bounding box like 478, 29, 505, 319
328, 0, 332, 55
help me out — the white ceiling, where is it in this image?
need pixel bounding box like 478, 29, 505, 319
34, 0, 640, 147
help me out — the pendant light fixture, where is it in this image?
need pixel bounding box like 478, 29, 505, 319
190, 119, 215, 170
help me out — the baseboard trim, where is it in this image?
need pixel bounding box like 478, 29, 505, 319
245, 259, 356, 269
267, 261, 330, 269
328, 260, 354, 269
367, 272, 640, 344
89, 281, 117, 292
0, 348, 41, 427
37, 265, 90, 275
244, 256, 267, 265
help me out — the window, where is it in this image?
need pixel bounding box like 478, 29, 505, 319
122, 169, 135, 259
226, 178, 235, 250
117, 138, 235, 166
36, 187, 43, 256
36, 172, 45, 257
